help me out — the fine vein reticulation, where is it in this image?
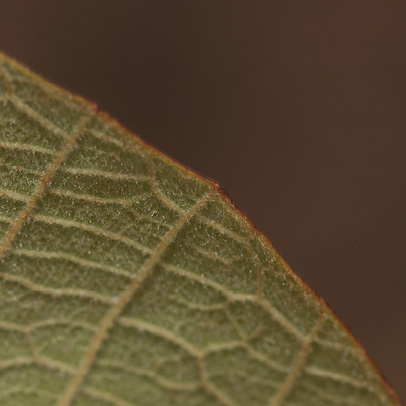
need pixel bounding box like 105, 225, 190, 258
0, 53, 400, 406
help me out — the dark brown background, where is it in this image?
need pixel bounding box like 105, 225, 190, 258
1, 0, 405, 399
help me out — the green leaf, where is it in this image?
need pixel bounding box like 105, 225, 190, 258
0, 52, 400, 406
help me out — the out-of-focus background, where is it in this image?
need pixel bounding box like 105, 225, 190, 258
0, 0, 404, 399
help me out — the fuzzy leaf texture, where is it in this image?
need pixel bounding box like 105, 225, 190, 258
0, 53, 400, 406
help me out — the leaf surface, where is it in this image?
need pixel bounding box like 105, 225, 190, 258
0, 53, 400, 406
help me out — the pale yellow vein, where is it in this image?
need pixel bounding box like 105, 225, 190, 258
209, 370, 280, 391
0, 356, 36, 371
0, 113, 92, 261
192, 244, 236, 266
203, 340, 245, 354
0, 318, 96, 334
196, 213, 248, 246
0, 272, 115, 304
96, 360, 200, 392
49, 187, 151, 207
0, 187, 30, 203
29, 318, 98, 333
34, 351, 76, 376
61, 166, 150, 182
82, 387, 135, 406
0, 162, 44, 177
168, 294, 227, 312
304, 366, 370, 390
314, 337, 363, 357
0, 140, 57, 155
0, 387, 57, 402
0, 320, 28, 333
33, 214, 154, 256
12, 248, 133, 279
245, 346, 290, 375
56, 188, 216, 406
268, 311, 326, 406
119, 316, 202, 357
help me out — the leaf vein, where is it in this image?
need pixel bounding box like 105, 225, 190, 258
0, 141, 57, 155
12, 248, 134, 279
0, 272, 115, 304
32, 214, 154, 256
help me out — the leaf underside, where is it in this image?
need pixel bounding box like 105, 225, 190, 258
0, 53, 400, 406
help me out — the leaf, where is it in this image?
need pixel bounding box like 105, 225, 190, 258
0, 52, 400, 406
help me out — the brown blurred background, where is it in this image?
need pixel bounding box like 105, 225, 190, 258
0, 0, 405, 399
